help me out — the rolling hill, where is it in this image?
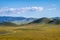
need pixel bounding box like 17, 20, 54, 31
29, 17, 60, 24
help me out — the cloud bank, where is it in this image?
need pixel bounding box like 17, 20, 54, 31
0, 7, 44, 14
0, 7, 57, 17
48, 8, 56, 11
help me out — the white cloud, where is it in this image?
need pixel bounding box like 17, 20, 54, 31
21, 7, 44, 12
9, 8, 16, 11
0, 7, 9, 13
31, 7, 44, 11
0, 7, 44, 14
48, 8, 56, 11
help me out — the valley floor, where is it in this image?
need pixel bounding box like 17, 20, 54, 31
0, 24, 60, 40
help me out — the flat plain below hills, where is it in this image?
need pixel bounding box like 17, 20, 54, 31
0, 24, 60, 40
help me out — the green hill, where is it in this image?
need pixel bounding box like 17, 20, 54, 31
29, 17, 60, 25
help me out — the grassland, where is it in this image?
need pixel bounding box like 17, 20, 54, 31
0, 24, 60, 40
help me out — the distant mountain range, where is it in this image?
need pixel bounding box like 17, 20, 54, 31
0, 16, 60, 26
0, 16, 25, 22
0, 16, 37, 26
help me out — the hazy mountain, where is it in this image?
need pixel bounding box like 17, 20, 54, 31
0, 16, 25, 22
11, 18, 37, 25
0, 16, 37, 25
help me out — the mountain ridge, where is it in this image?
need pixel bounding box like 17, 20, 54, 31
0, 17, 60, 26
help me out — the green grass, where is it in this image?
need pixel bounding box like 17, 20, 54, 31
0, 24, 60, 40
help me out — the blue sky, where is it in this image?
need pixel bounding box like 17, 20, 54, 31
0, 0, 60, 18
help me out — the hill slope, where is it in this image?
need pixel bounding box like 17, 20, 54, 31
30, 17, 60, 24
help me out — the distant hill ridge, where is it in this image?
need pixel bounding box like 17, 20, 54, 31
0, 16, 25, 22
29, 17, 60, 24
0, 16, 37, 26
0, 17, 60, 26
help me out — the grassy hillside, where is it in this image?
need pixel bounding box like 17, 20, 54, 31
0, 24, 60, 40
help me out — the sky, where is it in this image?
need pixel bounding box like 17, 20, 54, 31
0, 0, 60, 18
